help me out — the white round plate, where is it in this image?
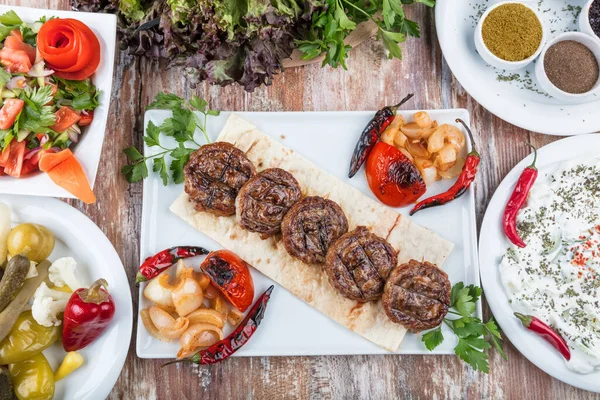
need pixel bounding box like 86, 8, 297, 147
479, 134, 600, 392
435, 0, 600, 135
0, 195, 133, 400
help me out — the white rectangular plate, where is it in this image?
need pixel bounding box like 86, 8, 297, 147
137, 110, 481, 357
0, 6, 116, 198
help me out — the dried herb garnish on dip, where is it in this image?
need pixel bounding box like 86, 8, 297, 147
590, 0, 600, 38
544, 40, 599, 94
482, 3, 543, 61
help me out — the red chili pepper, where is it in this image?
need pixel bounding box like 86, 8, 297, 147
514, 312, 571, 360
502, 145, 538, 248
201, 250, 255, 312
410, 118, 480, 215
348, 93, 414, 178
165, 285, 274, 366
136, 246, 210, 284
62, 279, 116, 352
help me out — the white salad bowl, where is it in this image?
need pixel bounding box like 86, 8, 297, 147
474, 1, 547, 71
534, 32, 600, 104
580, 0, 599, 40
0, 6, 117, 200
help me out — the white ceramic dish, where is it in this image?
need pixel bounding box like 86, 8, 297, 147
479, 134, 600, 393
535, 32, 600, 103
0, 194, 133, 399
436, 0, 600, 135
136, 110, 481, 358
474, 1, 546, 71
580, 0, 599, 39
0, 6, 116, 199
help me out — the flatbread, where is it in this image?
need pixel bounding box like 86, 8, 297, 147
170, 114, 454, 352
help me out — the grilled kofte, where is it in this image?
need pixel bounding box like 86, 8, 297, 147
236, 168, 302, 239
281, 196, 348, 264
324, 226, 397, 302
184, 143, 256, 216
382, 260, 451, 332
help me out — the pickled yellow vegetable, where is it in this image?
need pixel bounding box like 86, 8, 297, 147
7, 224, 55, 263
9, 353, 55, 400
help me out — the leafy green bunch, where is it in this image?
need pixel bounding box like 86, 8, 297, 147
0, 10, 38, 45
297, 0, 435, 68
422, 282, 507, 373
122, 93, 219, 185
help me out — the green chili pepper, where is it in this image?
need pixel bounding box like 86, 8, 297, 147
0, 311, 59, 365
9, 352, 55, 400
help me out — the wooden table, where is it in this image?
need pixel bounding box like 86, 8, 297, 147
13, 0, 599, 398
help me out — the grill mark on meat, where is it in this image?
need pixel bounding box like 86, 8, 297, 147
281, 196, 348, 264
382, 260, 451, 332
324, 226, 397, 302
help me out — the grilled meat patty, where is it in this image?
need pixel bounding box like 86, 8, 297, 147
184, 142, 256, 216
281, 196, 348, 264
382, 260, 451, 332
324, 226, 398, 302
236, 168, 302, 239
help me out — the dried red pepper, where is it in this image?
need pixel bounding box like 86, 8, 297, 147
165, 285, 274, 366
136, 246, 209, 283
502, 145, 538, 248
201, 250, 255, 312
348, 93, 414, 178
410, 119, 480, 215
62, 279, 116, 352
514, 312, 571, 360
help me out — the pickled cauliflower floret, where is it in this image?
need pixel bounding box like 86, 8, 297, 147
49, 257, 87, 290
32, 282, 71, 327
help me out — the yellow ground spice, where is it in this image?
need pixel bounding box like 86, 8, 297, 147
482, 4, 543, 62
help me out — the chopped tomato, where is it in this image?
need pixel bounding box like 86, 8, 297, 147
0, 145, 11, 168
0, 99, 25, 130
28, 148, 57, 166
51, 106, 81, 132
0, 47, 32, 73
2, 140, 26, 178
0, 167, 4, 176
79, 111, 93, 126
4, 30, 36, 64
36, 18, 100, 81
9, 30, 23, 41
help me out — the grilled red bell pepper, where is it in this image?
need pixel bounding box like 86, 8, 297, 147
62, 279, 116, 352
200, 250, 255, 312
365, 141, 426, 207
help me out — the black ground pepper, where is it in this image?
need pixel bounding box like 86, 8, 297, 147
590, 0, 600, 38
543, 40, 599, 94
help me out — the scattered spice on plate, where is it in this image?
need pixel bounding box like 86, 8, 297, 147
590, 0, 600, 38
482, 3, 543, 61
543, 40, 599, 94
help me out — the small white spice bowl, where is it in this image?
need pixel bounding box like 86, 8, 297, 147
579, 0, 599, 40
474, 1, 547, 71
535, 32, 600, 103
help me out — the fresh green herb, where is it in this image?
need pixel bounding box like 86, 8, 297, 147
17, 86, 56, 135
53, 77, 101, 111
297, 0, 434, 68
0, 69, 10, 87
421, 282, 507, 373
122, 92, 219, 185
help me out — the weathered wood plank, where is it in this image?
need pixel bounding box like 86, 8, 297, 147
7, 0, 598, 398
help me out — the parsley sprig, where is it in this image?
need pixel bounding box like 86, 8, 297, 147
297, 0, 435, 68
422, 282, 507, 373
122, 93, 219, 185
